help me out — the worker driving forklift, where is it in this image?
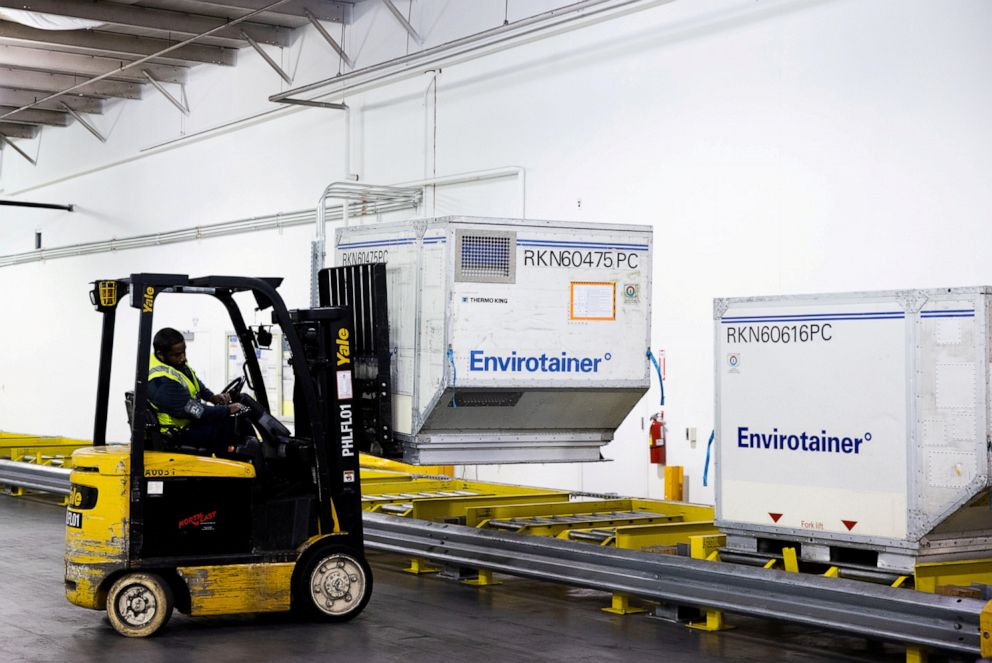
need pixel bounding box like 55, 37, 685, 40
65, 274, 372, 637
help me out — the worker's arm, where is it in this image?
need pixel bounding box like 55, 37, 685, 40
185, 365, 231, 405
149, 377, 230, 421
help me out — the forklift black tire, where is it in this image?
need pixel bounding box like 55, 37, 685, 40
296, 546, 373, 622
106, 572, 174, 637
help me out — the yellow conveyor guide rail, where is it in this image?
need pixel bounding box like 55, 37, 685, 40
1, 432, 715, 553
8, 432, 992, 658
0, 432, 90, 468
360, 462, 717, 551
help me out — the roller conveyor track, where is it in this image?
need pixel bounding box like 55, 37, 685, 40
378, 503, 414, 514
361, 489, 481, 501
486, 510, 672, 531
566, 529, 616, 543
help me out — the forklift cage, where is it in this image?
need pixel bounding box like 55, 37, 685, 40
88, 273, 363, 563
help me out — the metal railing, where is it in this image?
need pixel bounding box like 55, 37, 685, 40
0, 459, 71, 495
1, 459, 986, 656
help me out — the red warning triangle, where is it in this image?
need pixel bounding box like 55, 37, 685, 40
842, 520, 858, 531
769, 513, 783, 523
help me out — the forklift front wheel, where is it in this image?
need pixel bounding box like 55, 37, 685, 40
106, 572, 174, 637
299, 547, 373, 622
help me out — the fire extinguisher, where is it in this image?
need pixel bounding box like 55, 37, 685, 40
649, 411, 666, 465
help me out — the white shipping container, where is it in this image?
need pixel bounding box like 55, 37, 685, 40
715, 287, 992, 571
336, 216, 653, 465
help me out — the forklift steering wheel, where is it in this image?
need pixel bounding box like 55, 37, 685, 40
220, 376, 245, 396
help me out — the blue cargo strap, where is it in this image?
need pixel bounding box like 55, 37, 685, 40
447, 347, 457, 408
703, 430, 715, 486
646, 349, 665, 406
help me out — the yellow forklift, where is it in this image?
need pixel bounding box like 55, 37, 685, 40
65, 274, 372, 637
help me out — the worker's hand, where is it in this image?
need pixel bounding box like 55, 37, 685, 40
228, 403, 248, 416
210, 393, 232, 405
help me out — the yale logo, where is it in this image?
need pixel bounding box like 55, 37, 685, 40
70, 487, 83, 507
336, 327, 351, 366
142, 286, 155, 313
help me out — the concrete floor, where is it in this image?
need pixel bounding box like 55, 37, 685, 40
0, 494, 963, 663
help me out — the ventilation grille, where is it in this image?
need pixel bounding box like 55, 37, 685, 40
455, 230, 516, 283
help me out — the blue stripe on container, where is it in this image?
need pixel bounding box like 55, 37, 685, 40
721, 312, 904, 322
337, 239, 415, 249
517, 240, 649, 251
338, 236, 447, 249
721, 315, 905, 323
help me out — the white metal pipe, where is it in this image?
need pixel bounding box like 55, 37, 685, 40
396, 166, 527, 218
1, 168, 520, 268
343, 106, 351, 229
0, 201, 418, 268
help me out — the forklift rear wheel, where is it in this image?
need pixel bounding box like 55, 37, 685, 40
106, 572, 174, 637
300, 547, 373, 622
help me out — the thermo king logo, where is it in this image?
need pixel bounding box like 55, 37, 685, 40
469, 350, 611, 373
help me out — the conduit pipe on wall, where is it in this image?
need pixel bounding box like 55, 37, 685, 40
0, 204, 394, 268
395, 167, 526, 219
271, 0, 678, 106
310, 181, 423, 305
0, 167, 526, 269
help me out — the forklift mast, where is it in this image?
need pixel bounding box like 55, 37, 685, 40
88, 274, 364, 561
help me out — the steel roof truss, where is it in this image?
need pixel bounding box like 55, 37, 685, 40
0, 45, 187, 83
305, 8, 353, 68
0, 87, 102, 114
0, 0, 285, 124
0, 105, 67, 126
196, 0, 352, 23
0, 68, 141, 99
142, 70, 189, 116
0, 121, 37, 139
241, 30, 291, 83
0, 0, 292, 47
59, 102, 106, 143
0, 134, 36, 164
382, 0, 424, 46
0, 20, 236, 66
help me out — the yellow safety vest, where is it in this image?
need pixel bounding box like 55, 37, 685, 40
148, 354, 203, 431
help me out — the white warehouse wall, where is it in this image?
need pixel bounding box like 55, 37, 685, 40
1, 0, 990, 505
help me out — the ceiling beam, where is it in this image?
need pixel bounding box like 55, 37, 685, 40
0, 45, 187, 83
0, 122, 38, 139
197, 0, 352, 23
0, 0, 292, 47
0, 87, 103, 114
0, 67, 141, 99
0, 21, 236, 66
0, 134, 35, 163
0, 106, 68, 126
